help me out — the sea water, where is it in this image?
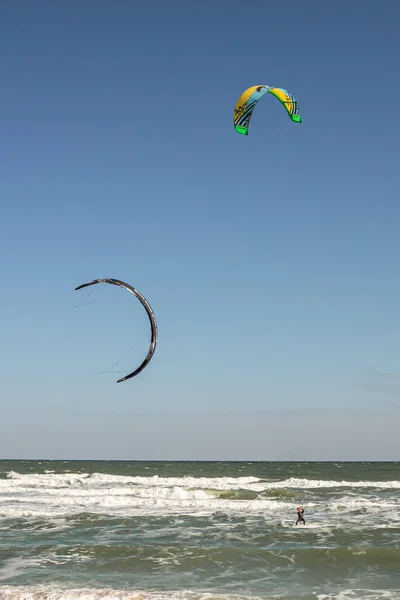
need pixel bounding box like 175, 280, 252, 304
0, 460, 399, 599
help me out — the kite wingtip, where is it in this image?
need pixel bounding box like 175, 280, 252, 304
235, 125, 248, 136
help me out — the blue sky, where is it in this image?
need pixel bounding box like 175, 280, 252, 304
1, 0, 399, 459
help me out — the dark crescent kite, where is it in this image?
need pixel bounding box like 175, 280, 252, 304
75, 278, 158, 383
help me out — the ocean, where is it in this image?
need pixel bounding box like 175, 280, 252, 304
0, 460, 399, 600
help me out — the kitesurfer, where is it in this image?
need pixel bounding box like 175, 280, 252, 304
295, 507, 305, 525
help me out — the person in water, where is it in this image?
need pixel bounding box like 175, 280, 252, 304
296, 507, 305, 525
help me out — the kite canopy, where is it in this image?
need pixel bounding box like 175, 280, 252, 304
233, 84, 301, 135
75, 278, 158, 383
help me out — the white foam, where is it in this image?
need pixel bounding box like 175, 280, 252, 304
0, 587, 263, 600
5, 471, 400, 490
0, 587, 399, 600
317, 590, 400, 600
0, 471, 398, 521
262, 477, 400, 490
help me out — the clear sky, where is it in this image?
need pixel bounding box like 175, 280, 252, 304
1, 0, 399, 460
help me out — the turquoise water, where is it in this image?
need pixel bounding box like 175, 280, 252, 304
0, 460, 399, 599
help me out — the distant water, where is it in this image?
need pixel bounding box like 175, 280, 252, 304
0, 460, 399, 600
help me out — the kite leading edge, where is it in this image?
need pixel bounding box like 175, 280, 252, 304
75, 278, 158, 383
